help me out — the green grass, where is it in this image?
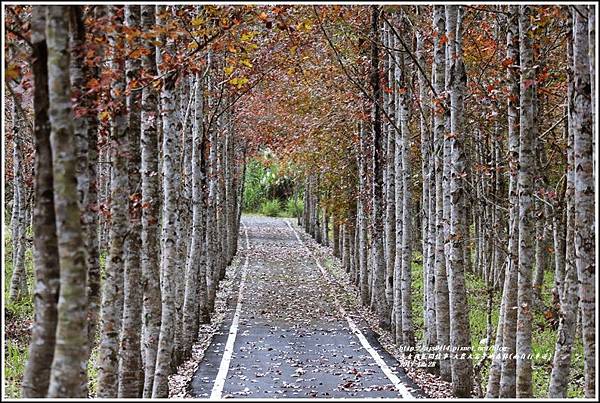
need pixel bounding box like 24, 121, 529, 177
530, 270, 585, 397
5, 297, 34, 322
4, 227, 34, 399
4, 227, 105, 398
410, 255, 585, 398
4, 341, 29, 398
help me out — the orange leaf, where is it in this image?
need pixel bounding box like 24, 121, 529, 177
501, 57, 514, 68
86, 78, 100, 90
5, 64, 20, 81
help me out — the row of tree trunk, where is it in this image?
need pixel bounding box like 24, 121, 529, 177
18, 5, 245, 398
300, 5, 595, 399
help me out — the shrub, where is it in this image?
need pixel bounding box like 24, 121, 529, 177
284, 197, 303, 218
260, 199, 281, 217
242, 154, 297, 213
243, 160, 268, 212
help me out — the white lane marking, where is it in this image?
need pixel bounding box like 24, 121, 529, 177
210, 222, 250, 400
286, 220, 415, 399
345, 316, 416, 399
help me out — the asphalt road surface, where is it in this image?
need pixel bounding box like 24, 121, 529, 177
189, 216, 425, 399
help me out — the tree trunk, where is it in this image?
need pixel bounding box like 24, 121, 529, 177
392, 37, 404, 344
82, 4, 102, 357
532, 131, 549, 308
216, 111, 228, 282
303, 178, 310, 229
552, 178, 566, 306
8, 97, 29, 302
572, 6, 595, 397
172, 76, 190, 368
140, 5, 162, 397
332, 216, 340, 258
118, 5, 143, 397
322, 208, 329, 246
182, 71, 209, 362
548, 26, 577, 395
432, 5, 451, 382
152, 5, 179, 396
342, 224, 350, 272
369, 5, 389, 329
497, 6, 520, 398
394, 22, 414, 347
97, 6, 128, 397
417, 24, 437, 355
68, 5, 97, 393
205, 53, 219, 317
358, 124, 370, 305
589, 7, 595, 152
45, 6, 88, 397
383, 24, 396, 313
515, 6, 535, 398
353, 213, 361, 287
22, 7, 60, 397
445, 6, 473, 397
225, 105, 237, 263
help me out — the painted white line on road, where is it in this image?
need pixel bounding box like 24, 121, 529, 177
286, 220, 415, 399
345, 315, 416, 399
210, 222, 250, 400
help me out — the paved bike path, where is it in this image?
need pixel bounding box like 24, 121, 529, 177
189, 216, 425, 399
